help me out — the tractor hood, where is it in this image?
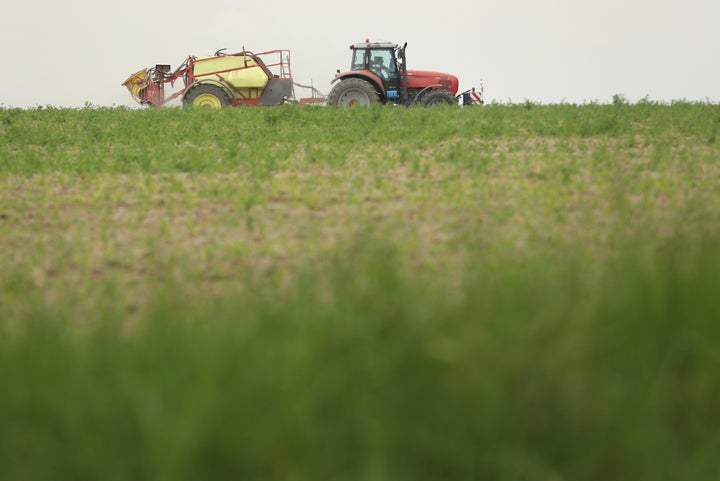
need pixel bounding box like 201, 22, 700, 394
406, 70, 459, 95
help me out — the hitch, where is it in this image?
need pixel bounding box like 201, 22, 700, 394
460, 86, 484, 105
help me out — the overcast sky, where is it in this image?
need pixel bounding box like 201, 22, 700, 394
1, 0, 718, 108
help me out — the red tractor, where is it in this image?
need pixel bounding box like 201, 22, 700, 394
327, 40, 483, 107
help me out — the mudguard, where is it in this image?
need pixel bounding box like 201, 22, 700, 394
333, 70, 384, 92
260, 78, 294, 105
186, 79, 234, 100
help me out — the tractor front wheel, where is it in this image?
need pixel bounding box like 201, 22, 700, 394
420, 89, 457, 106
183, 84, 231, 108
327, 78, 379, 106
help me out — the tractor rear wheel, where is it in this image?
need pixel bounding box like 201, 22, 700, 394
183, 84, 231, 108
420, 89, 457, 106
327, 78, 379, 106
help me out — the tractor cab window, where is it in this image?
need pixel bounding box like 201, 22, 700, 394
368, 49, 397, 81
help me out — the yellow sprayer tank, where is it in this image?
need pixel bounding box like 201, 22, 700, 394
193, 55, 269, 99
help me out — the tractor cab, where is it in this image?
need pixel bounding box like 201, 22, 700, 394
349, 42, 401, 91
345, 41, 408, 102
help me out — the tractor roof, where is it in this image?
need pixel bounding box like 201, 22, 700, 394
350, 41, 397, 50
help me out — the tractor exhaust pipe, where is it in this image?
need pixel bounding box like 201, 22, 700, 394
398, 43, 410, 107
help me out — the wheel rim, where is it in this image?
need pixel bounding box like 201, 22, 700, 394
339, 89, 370, 106
193, 93, 223, 108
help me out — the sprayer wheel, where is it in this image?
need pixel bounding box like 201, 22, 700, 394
183, 84, 231, 108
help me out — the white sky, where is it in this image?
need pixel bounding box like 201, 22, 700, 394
1, 0, 718, 108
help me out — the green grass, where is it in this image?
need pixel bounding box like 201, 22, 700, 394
1, 103, 720, 480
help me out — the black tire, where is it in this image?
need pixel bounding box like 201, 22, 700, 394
326, 78, 379, 106
420, 89, 457, 106
183, 84, 231, 108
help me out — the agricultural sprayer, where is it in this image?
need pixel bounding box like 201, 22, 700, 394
122, 48, 322, 108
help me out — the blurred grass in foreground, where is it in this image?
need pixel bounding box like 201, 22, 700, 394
1, 103, 720, 480
1, 234, 719, 481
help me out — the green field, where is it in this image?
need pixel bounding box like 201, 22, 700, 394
1, 103, 720, 480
